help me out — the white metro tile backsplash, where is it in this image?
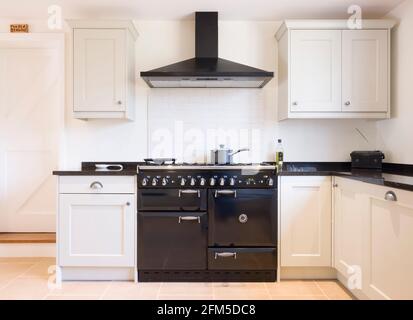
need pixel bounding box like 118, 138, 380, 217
148, 88, 278, 163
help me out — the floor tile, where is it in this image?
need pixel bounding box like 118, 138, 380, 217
0, 278, 52, 300
266, 280, 324, 297
160, 282, 214, 296
0, 263, 35, 281
45, 295, 100, 300
102, 281, 160, 300
271, 295, 328, 300
51, 281, 111, 296
316, 280, 354, 300
19, 260, 56, 279
158, 295, 214, 300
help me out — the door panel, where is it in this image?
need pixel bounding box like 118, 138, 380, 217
342, 30, 388, 112
208, 189, 277, 247
208, 248, 277, 270
74, 29, 125, 112
59, 194, 135, 267
364, 187, 413, 300
0, 44, 62, 232
138, 211, 207, 270
290, 30, 342, 112
281, 176, 332, 267
138, 189, 207, 211
334, 177, 366, 296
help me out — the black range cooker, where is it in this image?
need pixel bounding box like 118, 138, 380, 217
137, 161, 278, 282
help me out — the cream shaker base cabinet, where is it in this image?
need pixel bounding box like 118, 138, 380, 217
69, 20, 138, 120
363, 183, 413, 300
280, 176, 332, 267
334, 177, 413, 300
276, 20, 395, 119
333, 177, 367, 298
59, 194, 135, 267
57, 175, 136, 271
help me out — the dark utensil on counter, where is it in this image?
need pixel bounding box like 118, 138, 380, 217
350, 151, 385, 170
210, 145, 250, 165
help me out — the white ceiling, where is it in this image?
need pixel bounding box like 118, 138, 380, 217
0, 0, 404, 20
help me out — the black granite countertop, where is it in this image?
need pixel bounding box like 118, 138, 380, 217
279, 162, 413, 192
53, 161, 413, 192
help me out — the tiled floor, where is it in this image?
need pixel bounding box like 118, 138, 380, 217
0, 258, 354, 300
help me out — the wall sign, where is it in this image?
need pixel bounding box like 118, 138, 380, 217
10, 24, 29, 33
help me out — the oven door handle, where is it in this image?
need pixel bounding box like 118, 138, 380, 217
214, 190, 237, 198
179, 190, 201, 198
178, 216, 201, 224
214, 252, 237, 260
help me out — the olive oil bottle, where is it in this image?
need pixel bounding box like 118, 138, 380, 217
275, 139, 284, 172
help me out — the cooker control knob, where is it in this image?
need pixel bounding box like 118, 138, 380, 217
161, 178, 169, 186
267, 178, 274, 187
229, 178, 236, 186
210, 178, 216, 186
219, 178, 226, 186
180, 178, 187, 186
199, 178, 206, 186
141, 178, 149, 186
190, 178, 196, 186
151, 178, 158, 186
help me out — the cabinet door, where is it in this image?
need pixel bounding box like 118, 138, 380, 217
334, 177, 366, 296
59, 194, 135, 267
74, 29, 126, 112
290, 30, 342, 112
363, 186, 413, 300
281, 176, 332, 267
342, 30, 388, 112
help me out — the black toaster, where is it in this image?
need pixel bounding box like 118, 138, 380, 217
350, 151, 385, 170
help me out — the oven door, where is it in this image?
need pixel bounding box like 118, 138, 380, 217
138, 189, 207, 211
138, 211, 207, 270
208, 189, 277, 247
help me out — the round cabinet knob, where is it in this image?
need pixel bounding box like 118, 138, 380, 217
141, 178, 148, 186
345, 101, 351, 106
117, 101, 122, 105
151, 178, 158, 186
267, 178, 274, 186
180, 178, 187, 186
229, 178, 235, 186
210, 178, 216, 186
190, 178, 196, 186
161, 178, 168, 186
199, 178, 206, 186
219, 178, 226, 186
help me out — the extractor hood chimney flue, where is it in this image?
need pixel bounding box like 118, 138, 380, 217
195, 12, 218, 59
140, 12, 274, 88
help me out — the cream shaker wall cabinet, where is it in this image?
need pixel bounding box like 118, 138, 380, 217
68, 20, 138, 120
276, 20, 396, 120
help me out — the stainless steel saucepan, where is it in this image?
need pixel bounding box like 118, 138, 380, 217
210, 145, 250, 165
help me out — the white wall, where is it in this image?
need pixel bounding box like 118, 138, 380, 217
377, 0, 413, 164
64, 20, 378, 167
0, 19, 382, 168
